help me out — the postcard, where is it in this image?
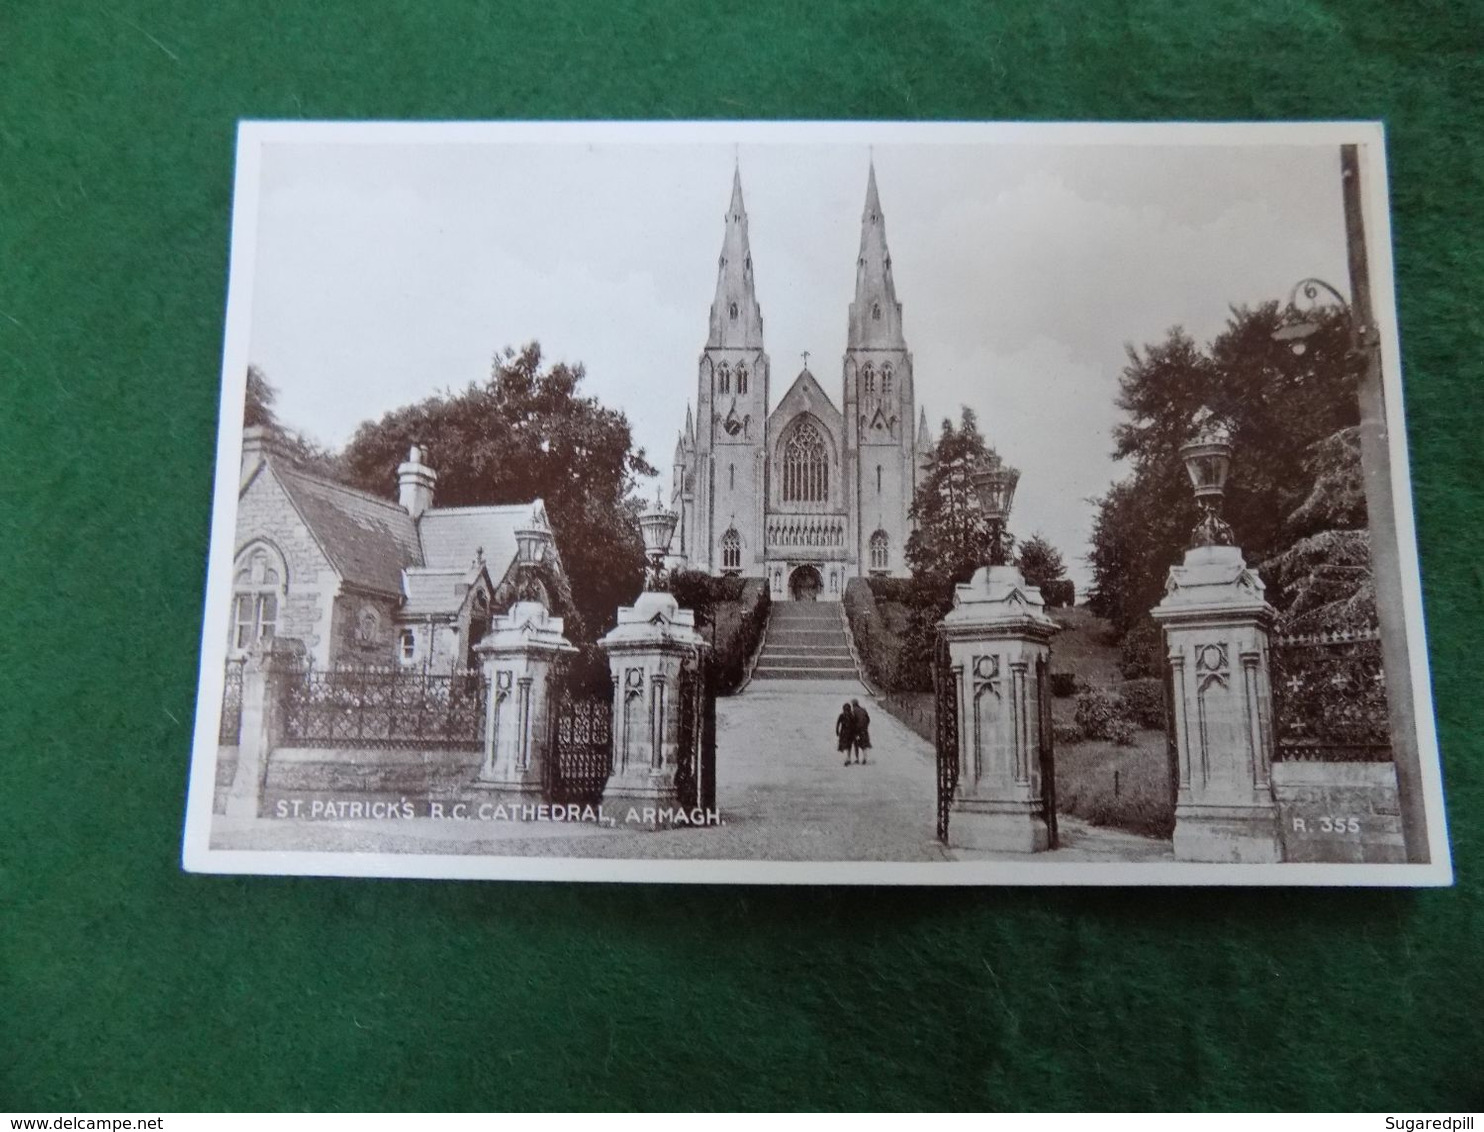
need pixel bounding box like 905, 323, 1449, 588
182, 120, 1451, 884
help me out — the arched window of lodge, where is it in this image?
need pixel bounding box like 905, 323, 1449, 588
869, 530, 889, 572
231, 545, 284, 652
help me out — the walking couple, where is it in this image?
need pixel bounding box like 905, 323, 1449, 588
835, 698, 872, 766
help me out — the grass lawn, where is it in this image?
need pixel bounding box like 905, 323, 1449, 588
1053, 727, 1174, 839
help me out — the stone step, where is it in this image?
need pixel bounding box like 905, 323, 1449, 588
759, 649, 853, 661
755, 656, 857, 671
751, 667, 864, 681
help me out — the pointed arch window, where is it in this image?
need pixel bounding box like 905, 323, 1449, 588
872, 302, 882, 321
869, 530, 890, 573
231, 545, 284, 652
721, 528, 742, 572
729, 301, 739, 321
718, 363, 731, 394
862, 364, 875, 394
881, 364, 893, 396
876, 464, 882, 494
735, 363, 748, 395
781, 418, 829, 503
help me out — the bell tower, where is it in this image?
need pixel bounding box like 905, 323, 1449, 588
685, 164, 770, 575
842, 161, 915, 577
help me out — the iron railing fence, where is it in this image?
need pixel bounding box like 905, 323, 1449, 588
1269, 626, 1392, 762
280, 664, 487, 749
219, 658, 245, 745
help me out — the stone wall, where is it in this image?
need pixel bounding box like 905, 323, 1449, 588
329, 591, 404, 667
1272, 760, 1406, 864
214, 746, 485, 817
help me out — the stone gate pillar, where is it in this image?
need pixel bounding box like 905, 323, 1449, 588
475, 600, 575, 793
939, 564, 1058, 852
599, 590, 705, 803
226, 637, 304, 820
1151, 545, 1282, 862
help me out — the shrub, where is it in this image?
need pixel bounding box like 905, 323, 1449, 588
1117, 677, 1165, 730
1049, 671, 1078, 698
1042, 578, 1076, 608
1073, 686, 1126, 740
865, 575, 916, 605
1052, 722, 1086, 745
1118, 617, 1164, 679
1107, 717, 1137, 747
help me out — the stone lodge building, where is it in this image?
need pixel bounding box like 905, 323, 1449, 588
232, 428, 567, 672
667, 162, 934, 602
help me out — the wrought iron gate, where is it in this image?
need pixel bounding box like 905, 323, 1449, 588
674, 649, 717, 813
1036, 654, 1059, 850
933, 632, 958, 842
544, 647, 614, 806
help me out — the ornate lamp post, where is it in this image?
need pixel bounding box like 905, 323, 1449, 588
512, 521, 554, 603
972, 451, 1020, 567
637, 489, 679, 591
1180, 412, 1235, 549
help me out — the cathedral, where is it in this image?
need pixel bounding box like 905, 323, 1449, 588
667, 162, 933, 603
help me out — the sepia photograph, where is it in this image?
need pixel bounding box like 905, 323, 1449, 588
182, 120, 1450, 884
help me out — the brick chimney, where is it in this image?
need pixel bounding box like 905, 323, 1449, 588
397, 445, 437, 519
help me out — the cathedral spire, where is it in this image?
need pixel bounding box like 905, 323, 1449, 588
847, 160, 906, 350
707, 162, 765, 349
917, 406, 932, 450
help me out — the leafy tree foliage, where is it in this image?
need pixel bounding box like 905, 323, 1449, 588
1088, 302, 1363, 640
1016, 533, 1067, 592
338, 343, 655, 641
905, 406, 1015, 601
243, 366, 339, 475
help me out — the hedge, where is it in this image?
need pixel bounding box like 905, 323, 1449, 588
665, 570, 770, 694
844, 577, 934, 692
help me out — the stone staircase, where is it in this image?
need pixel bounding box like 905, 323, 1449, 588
749, 602, 865, 686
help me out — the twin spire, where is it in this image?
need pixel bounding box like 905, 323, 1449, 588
706, 158, 903, 354
848, 160, 906, 350
707, 164, 765, 350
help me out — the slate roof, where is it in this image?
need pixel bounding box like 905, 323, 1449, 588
418, 503, 540, 577
274, 465, 422, 595
259, 459, 551, 616
400, 567, 478, 617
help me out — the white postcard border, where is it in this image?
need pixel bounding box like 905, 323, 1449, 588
181, 119, 1452, 886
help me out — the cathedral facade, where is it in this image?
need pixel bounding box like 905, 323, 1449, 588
667, 163, 932, 603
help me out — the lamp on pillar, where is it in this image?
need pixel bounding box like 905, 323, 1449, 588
637, 489, 679, 591
1180, 413, 1235, 550
972, 452, 1020, 567
513, 520, 554, 604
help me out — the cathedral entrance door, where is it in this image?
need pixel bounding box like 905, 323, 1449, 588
788, 565, 823, 602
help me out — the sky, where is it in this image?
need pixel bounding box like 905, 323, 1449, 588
245, 134, 1352, 591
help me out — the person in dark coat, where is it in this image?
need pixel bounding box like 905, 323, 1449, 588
850, 699, 872, 764
835, 702, 856, 766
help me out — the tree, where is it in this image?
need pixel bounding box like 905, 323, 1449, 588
1016, 533, 1067, 592
905, 406, 1001, 602
1088, 302, 1361, 637
243, 365, 341, 477
338, 343, 656, 641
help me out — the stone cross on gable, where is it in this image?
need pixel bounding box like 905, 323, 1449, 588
801, 350, 810, 370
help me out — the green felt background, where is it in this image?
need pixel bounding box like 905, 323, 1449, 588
1, 0, 1480, 1112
